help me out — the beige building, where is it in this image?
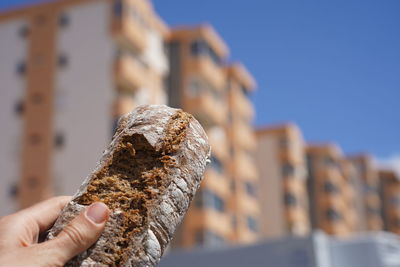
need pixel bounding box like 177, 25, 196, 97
255, 124, 310, 239
306, 144, 352, 236
0, 0, 169, 215
348, 155, 383, 231
379, 170, 400, 234
167, 25, 259, 248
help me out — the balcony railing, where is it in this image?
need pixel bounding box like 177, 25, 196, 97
185, 90, 228, 127
111, 1, 147, 52
114, 53, 148, 91
187, 56, 226, 91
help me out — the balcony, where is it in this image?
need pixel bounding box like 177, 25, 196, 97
112, 96, 137, 117
187, 57, 226, 91
202, 168, 230, 199
114, 53, 148, 91
111, 2, 147, 52
231, 87, 255, 120
234, 151, 258, 181
185, 90, 227, 127
231, 121, 256, 150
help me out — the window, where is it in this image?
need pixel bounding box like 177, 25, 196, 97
245, 182, 256, 197
326, 208, 341, 221
284, 193, 297, 206
18, 25, 29, 38
58, 54, 68, 68
8, 183, 18, 198
208, 155, 224, 174
59, 13, 69, 27
113, 0, 123, 17
324, 181, 339, 194
367, 207, 380, 215
247, 216, 258, 232
54, 132, 65, 148
14, 100, 24, 116
190, 39, 222, 66
280, 137, 290, 148
282, 163, 295, 177
241, 85, 250, 98
188, 79, 202, 97
16, 62, 26, 76
324, 157, 337, 168
196, 189, 225, 213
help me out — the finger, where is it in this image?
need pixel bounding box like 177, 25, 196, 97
37, 202, 109, 265
14, 196, 71, 233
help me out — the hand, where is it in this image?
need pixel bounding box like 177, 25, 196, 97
0, 196, 110, 267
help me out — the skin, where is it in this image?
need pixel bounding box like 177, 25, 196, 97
0, 196, 110, 267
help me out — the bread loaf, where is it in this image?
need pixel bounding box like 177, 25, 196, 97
46, 105, 210, 266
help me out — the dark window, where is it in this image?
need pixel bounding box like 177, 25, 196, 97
326, 208, 341, 221
209, 155, 224, 174
324, 181, 339, 194
54, 132, 65, 148
58, 54, 68, 68
247, 216, 258, 232
113, 0, 123, 16
59, 13, 69, 27
284, 193, 297, 206
16, 62, 26, 76
245, 182, 256, 197
282, 163, 295, 177
8, 183, 18, 198
14, 100, 24, 116
190, 39, 222, 66
241, 85, 250, 98
324, 157, 337, 168
196, 189, 225, 213
18, 25, 29, 38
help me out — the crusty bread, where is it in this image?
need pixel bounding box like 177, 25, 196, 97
46, 105, 210, 266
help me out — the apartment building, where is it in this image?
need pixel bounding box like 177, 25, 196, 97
255, 124, 310, 239
379, 170, 400, 234
348, 155, 383, 231
0, 0, 168, 215
226, 64, 259, 243
306, 144, 351, 236
167, 26, 259, 248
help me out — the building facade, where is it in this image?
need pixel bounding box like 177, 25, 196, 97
348, 155, 383, 231
306, 144, 352, 236
167, 26, 259, 248
379, 170, 400, 234
255, 124, 310, 239
0, 0, 169, 214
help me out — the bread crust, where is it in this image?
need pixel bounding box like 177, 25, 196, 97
46, 105, 210, 267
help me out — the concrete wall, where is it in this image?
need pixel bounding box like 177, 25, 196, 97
0, 18, 27, 216
53, 0, 114, 195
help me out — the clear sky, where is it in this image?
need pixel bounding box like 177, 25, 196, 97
1, 0, 399, 160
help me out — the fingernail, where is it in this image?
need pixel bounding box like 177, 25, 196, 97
86, 202, 109, 224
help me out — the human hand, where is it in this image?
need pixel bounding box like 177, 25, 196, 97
0, 196, 110, 267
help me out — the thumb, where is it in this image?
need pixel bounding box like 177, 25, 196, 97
39, 202, 110, 265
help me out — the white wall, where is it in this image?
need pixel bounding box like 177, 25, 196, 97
0, 19, 27, 216
53, 0, 115, 196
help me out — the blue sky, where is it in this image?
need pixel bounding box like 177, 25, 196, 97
1, 0, 399, 160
